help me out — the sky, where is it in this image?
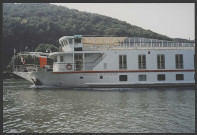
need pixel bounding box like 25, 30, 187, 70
52, 3, 195, 40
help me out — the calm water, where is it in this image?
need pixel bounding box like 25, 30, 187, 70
3, 79, 195, 133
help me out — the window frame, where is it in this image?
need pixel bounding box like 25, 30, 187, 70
176, 74, 184, 80
175, 54, 183, 69
157, 54, 165, 69
119, 75, 128, 81
138, 54, 146, 69
60, 55, 64, 62
139, 74, 147, 81
119, 55, 127, 70
157, 74, 166, 81
54, 56, 57, 62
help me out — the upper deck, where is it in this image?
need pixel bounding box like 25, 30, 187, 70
82, 37, 195, 51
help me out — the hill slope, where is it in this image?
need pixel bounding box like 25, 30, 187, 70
3, 3, 174, 68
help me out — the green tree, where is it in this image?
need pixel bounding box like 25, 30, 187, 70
35, 43, 59, 52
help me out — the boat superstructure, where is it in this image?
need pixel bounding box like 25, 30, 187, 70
13, 35, 195, 88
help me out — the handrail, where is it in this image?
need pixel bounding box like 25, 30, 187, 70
92, 53, 105, 63
82, 37, 195, 51
107, 42, 120, 50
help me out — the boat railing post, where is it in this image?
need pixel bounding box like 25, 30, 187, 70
140, 38, 141, 48
106, 38, 107, 49
162, 40, 163, 48
83, 53, 85, 71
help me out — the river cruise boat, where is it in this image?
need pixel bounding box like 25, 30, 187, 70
13, 35, 195, 88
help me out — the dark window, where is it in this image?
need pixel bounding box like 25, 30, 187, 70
119, 75, 127, 81
157, 74, 165, 81
100, 76, 103, 79
157, 54, 165, 69
74, 54, 83, 71
139, 75, 147, 81
74, 47, 82, 51
54, 56, 57, 62
176, 74, 184, 80
119, 55, 127, 69
68, 38, 72, 44
80, 76, 83, 79
138, 55, 146, 69
60, 56, 64, 62
175, 54, 183, 69
75, 38, 81, 43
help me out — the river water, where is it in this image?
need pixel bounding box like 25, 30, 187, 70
3, 79, 195, 133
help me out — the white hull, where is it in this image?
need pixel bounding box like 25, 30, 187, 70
13, 71, 195, 88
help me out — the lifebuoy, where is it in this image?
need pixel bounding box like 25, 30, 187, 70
66, 63, 72, 70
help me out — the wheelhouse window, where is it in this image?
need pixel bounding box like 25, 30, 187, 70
74, 38, 81, 43
157, 54, 165, 69
54, 56, 57, 62
68, 38, 73, 45
139, 75, 147, 81
157, 74, 165, 81
119, 55, 127, 70
138, 55, 146, 69
176, 74, 184, 80
119, 75, 127, 81
175, 54, 183, 69
60, 56, 64, 62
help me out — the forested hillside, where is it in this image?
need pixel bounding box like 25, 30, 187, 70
2, 3, 178, 69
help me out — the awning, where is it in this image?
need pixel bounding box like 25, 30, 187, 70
39, 56, 47, 68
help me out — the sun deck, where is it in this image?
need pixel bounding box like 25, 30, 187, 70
82, 37, 195, 51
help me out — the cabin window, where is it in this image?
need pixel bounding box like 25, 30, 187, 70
139, 75, 147, 81
100, 76, 103, 79
54, 56, 57, 62
119, 75, 127, 81
138, 55, 146, 69
157, 54, 165, 69
157, 74, 165, 81
60, 56, 64, 62
176, 74, 184, 80
175, 54, 183, 69
68, 38, 73, 45
80, 76, 83, 79
75, 38, 81, 43
119, 55, 127, 70
74, 53, 83, 71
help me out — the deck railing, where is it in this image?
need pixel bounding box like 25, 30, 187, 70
13, 64, 53, 72
83, 37, 195, 50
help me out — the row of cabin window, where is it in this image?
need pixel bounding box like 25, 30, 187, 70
54, 54, 83, 63
119, 74, 184, 81
119, 54, 183, 70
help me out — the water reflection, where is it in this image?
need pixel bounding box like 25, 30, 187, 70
3, 79, 195, 133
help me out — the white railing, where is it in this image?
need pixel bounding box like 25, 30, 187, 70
13, 64, 53, 72
83, 37, 195, 51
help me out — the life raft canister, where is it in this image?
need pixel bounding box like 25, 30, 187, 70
66, 63, 72, 70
